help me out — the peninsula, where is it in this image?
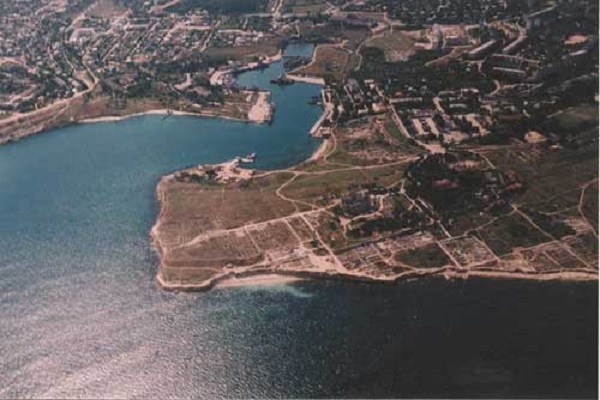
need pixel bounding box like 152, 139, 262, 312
145, 0, 598, 290
152, 119, 598, 290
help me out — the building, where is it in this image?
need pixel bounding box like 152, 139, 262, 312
468, 40, 499, 60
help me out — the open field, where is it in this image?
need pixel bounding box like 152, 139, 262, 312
581, 181, 598, 230
293, 45, 351, 82
474, 212, 549, 256
282, 169, 370, 204
297, 22, 370, 49
162, 180, 295, 231
87, 0, 128, 18
552, 105, 598, 132
165, 0, 269, 14
394, 242, 452, 268
365, 29, 416, 62
478, 136, 598, 213
153, 112, 598, 289
283, 164, 405, 205
440, 235, 497, 266
563, 232, 599, 267
281, 0, 327, 13
205, 39, 281, 62
321, 115, 424, 166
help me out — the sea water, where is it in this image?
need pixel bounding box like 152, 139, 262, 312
0, 44, 596, 398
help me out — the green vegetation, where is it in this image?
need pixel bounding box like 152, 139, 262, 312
405, 152, 507, 221
394, 243, 451, 268
483, 133, 598, 213
475, 213, 548, 255
355, 47, 495, 94
364, 29, 415, 62
166, 0, 269, 14
346, 195, 425, 238
524, 209, 575, 239
383, 118, 425, 154
239, 172, 296, 190
582, 182, 598, 230
327, 149, 369, 165
552, 105, 599, 134
282, 169, 369, 203
295, 45, 351, 82
282, 0, 327, 13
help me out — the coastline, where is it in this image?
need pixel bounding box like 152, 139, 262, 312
149, 120, 598, 292
154, 261, 598, 293
7, 41, 592, 292
285, 74, 326, 85
0, 51, 286, 146
285, 43, 326, 86
0, 99, 282, 146
151, 166, 597, 293
78, 108, 250, 125
306, 138, 330, 162
0, 105, 254, 146
210, 51, 283, 86
214, 274, 305, 288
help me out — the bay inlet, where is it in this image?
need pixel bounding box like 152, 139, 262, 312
0, 43, 596, 398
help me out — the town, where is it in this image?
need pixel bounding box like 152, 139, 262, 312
0, 0, 597, 288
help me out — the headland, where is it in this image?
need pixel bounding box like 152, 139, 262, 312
151, 129, 598, 291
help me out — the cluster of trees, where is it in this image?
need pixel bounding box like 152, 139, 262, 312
526, 208, 575, 239
166, 0, 269, 14
405, 153, 499, 218
345, 195, 425, 238
355, 47, 495, 95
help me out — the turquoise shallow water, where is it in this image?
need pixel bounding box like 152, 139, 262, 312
0, 44, 597, 398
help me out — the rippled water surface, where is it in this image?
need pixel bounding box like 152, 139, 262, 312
0, 44, 597, 398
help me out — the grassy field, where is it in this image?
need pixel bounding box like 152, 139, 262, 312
205, 39, 281, 62
282, 169, 370, 204
383, 117, 425, 154
394, 243, 451, 268
481, 137, 598, 213
164, 181, 295, 232
365, 29, 416, 62
166, 0, 269, 14
282, 0, 327, 13
156, 176, 300, 284
474, 212, 548, 256
88, 0, 128, 18
582, 181, 598, 230
297, 21, 368, 44
552, 105, 598, 132
324, 115, 423, 166
294, 45, 350, 82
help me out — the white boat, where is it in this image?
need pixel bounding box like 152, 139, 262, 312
240, 153, 257, 163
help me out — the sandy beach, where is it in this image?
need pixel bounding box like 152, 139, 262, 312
154, 248, 598, 291
307, 137, 330, 162
215, 274, 305, 288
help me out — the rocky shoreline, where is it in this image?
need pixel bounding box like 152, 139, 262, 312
150, 161, 598, 293
154, 259, 598, 293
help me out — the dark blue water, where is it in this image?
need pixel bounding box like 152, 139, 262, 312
0, 44, 597, 398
